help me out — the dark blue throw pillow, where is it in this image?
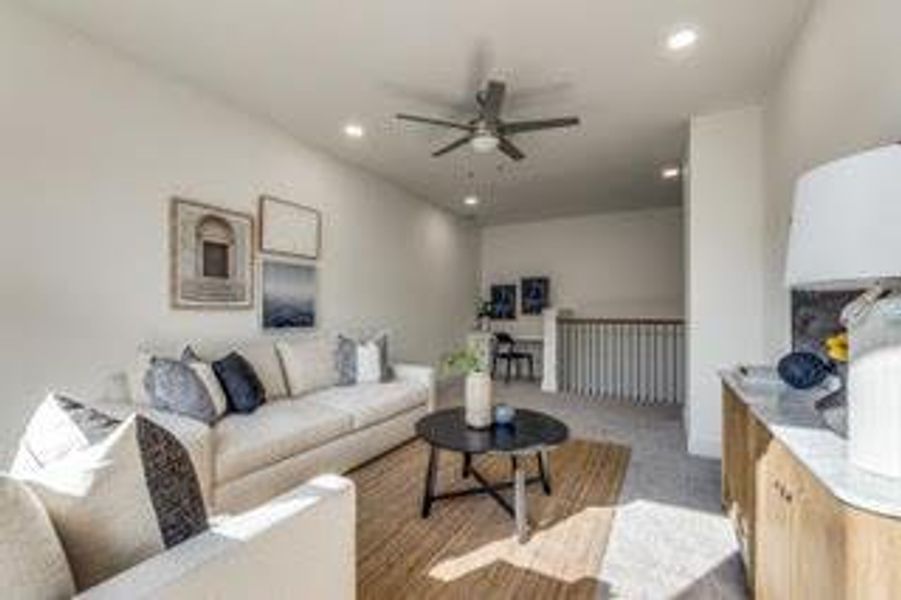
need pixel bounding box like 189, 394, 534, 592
212, 352, 265, 414
777, 351, 831, 390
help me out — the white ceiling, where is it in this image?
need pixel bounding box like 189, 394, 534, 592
21, 0, 811, 224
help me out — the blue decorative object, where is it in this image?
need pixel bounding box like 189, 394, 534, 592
777, 351, 831, 390
494, 404, 515, 425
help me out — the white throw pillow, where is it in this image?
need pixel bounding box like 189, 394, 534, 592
356, 341, 382, 384
276, 336, 338, 397
0, 475, 76, 600
11, 394, 122, 478
23, 415, 208, 590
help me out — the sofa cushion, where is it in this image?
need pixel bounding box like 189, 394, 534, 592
305, 381, 428, 429
215, 401, 353, 484
235, 342, 289, 400
0, 475, 76, 600
276, 336, 339, 397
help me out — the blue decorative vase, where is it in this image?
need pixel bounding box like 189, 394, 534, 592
494, 404, 515, 426
777, 352, 831, 390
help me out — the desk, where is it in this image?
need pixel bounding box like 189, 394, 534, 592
466, 332, 544, 381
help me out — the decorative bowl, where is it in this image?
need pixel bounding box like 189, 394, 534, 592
494, 404, 515, 426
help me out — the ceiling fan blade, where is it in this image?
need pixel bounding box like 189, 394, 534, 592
500, 117, 580, 135
432, 135, 474, 157
480, 80, 506, 122
396, 114, 475, 132
498, 137, 525, 161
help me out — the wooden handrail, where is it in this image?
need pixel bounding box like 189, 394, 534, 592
558, 316, 685, 326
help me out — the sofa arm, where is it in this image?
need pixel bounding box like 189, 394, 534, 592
88, 399, 215, 511
76, 475, 356, 600
393, 363, 437, 412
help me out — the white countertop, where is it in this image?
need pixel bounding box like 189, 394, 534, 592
722, 369, 901, 519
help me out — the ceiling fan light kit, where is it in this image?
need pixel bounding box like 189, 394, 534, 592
396, 79, 580, 162
471, 133, 499, 154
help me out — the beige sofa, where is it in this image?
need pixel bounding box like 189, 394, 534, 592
76, 474, 356, 599
99, 338, 436, 515
6, 336, 434, 598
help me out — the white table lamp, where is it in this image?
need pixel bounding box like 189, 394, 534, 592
786, 143, 901, 478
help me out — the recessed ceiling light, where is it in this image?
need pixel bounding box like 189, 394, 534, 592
463, 195, 480, 206
667, 28, 699, 52
661, 166, 681, 180
343, 123, 365, 138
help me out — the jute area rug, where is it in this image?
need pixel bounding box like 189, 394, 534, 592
351, 438, 631, 600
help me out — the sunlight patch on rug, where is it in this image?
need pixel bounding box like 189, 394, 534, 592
428, 506, 613, 584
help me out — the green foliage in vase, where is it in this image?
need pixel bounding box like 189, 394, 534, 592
474, 296, 493, 319
442, 346, 485, 376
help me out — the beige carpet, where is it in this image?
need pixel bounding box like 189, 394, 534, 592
352, 438, 631, 599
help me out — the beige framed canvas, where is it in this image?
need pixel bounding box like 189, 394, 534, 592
170, 197, 255, 310
258, 195, 321, 259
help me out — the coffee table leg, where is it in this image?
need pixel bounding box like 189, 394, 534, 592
513, 456, 530, 543
537, 451, 552, 495
462, 452, 472, 478
421, 446, 438, 518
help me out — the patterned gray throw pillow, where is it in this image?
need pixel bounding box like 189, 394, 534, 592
144, 357, 217, 425
374, 333, 391, 382
335, 333, 392, 385
335, 335, 358, 386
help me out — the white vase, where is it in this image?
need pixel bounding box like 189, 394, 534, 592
465, 372, 493, 429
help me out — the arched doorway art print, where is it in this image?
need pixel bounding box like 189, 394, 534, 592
170, 197, 255, 309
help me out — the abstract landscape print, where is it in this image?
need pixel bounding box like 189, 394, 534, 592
261, 260, 316, 329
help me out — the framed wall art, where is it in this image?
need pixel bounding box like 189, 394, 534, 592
521, 276, 550, 315
490, 284, 517, 320
261, 259, 317, 329
258, 195, 321, 259
170, 197, 255, 310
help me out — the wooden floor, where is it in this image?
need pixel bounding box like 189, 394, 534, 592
351, 438, 631, 599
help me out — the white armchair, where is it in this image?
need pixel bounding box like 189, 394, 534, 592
76, 475, 356, 600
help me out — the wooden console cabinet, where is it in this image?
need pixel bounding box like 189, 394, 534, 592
721, 384, 769, 580
722, 383, 901, 599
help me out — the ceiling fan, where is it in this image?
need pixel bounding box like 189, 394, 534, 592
396, 80, 580, 161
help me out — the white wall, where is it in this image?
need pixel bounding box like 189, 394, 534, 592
0, 4, 479, 463
762, 0, 901, 359
686, 107, 766, 457
480, 208, 684, 336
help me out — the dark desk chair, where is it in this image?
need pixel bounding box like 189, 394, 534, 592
492, 332, 535, 384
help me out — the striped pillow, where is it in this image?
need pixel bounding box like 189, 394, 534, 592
335, 333, 390, 385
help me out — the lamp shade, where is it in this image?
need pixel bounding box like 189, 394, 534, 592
785, 144, 901, 290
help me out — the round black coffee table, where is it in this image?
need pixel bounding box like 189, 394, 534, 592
415, 407, 569, 542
